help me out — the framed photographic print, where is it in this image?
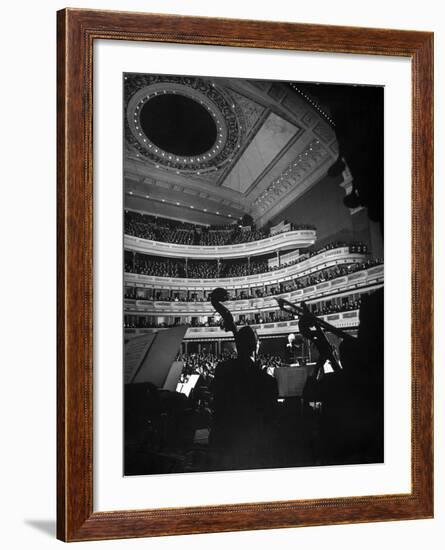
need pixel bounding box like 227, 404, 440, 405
57, 8, 434, 542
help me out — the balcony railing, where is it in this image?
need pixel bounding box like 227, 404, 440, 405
124, 228, 316, 260
124, 247, 373, 291
124, 264, 383, 316
124, 310, 360, 340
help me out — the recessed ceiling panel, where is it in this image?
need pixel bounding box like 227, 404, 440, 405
222, 112, 299, 193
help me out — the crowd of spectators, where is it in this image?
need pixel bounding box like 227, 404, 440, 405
176, 351, 284, 385
126, 255, 186, 277
270, 241, 369, 272
126, 253, 381, 297
156, 227, 195, 245
125, 258, 381, 303
219, 258, 269, 278
311, 299, 362, 316
230, 228, 267, 244
123, 254, 275, 279
124, 211, 315, 246
124, 295, 364, 330
125, 215, 156, 240
125, 240, 371, 281
177, 352, 226, 383
186, 260, 218, 279
288, 257, 381, 290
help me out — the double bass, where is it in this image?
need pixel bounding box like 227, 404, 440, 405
209, 287, 237, 335
210, 287, 259, 359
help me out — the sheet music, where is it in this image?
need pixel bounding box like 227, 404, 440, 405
274, 366, 309, 398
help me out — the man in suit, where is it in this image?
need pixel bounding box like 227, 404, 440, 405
284, 333, 299, 365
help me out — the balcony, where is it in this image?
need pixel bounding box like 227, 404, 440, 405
124, 247, 373, 291
124, 310, 360, 340
124, 263, 383, 317
124, 228, 316, 260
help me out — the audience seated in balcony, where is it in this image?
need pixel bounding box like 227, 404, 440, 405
125, 251, 381, 290
124, 210, 315, 246
123, 296, 364, 330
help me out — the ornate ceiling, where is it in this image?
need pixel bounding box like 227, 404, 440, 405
124, 74, 339, 227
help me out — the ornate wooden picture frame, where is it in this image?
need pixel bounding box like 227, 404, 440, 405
57, 8, 433, 542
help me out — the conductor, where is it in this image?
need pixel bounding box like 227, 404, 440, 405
284, 333, 299, 365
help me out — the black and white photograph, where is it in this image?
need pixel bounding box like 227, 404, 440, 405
123, 73, 384, 476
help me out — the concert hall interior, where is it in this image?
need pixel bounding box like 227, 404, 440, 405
123, 73, 384, 476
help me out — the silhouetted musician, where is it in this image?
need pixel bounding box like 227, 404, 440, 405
209, 288, 278, 469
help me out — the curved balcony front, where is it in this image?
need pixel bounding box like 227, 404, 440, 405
124, 310, 360, 340
124, 247, 370, 291
124, 228, 316, 260
124, 264, 383, 317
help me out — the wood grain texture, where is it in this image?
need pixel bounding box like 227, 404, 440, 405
57, 8, 434, 542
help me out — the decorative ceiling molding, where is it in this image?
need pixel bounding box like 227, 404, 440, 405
124, 175, 245, 225
252, 139, 330, 213
226, 89, 266, 136
125, 74, 241, 174
221, 112, 300, 193
123, 76, 341, 227
124, 158, 248, 203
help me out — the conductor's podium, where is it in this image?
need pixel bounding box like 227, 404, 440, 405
274, 364, 316, 398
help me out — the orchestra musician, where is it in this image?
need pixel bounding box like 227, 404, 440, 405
209, 288, 278, 469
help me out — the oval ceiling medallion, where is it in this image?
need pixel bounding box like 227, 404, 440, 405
125, 74, 242, 174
